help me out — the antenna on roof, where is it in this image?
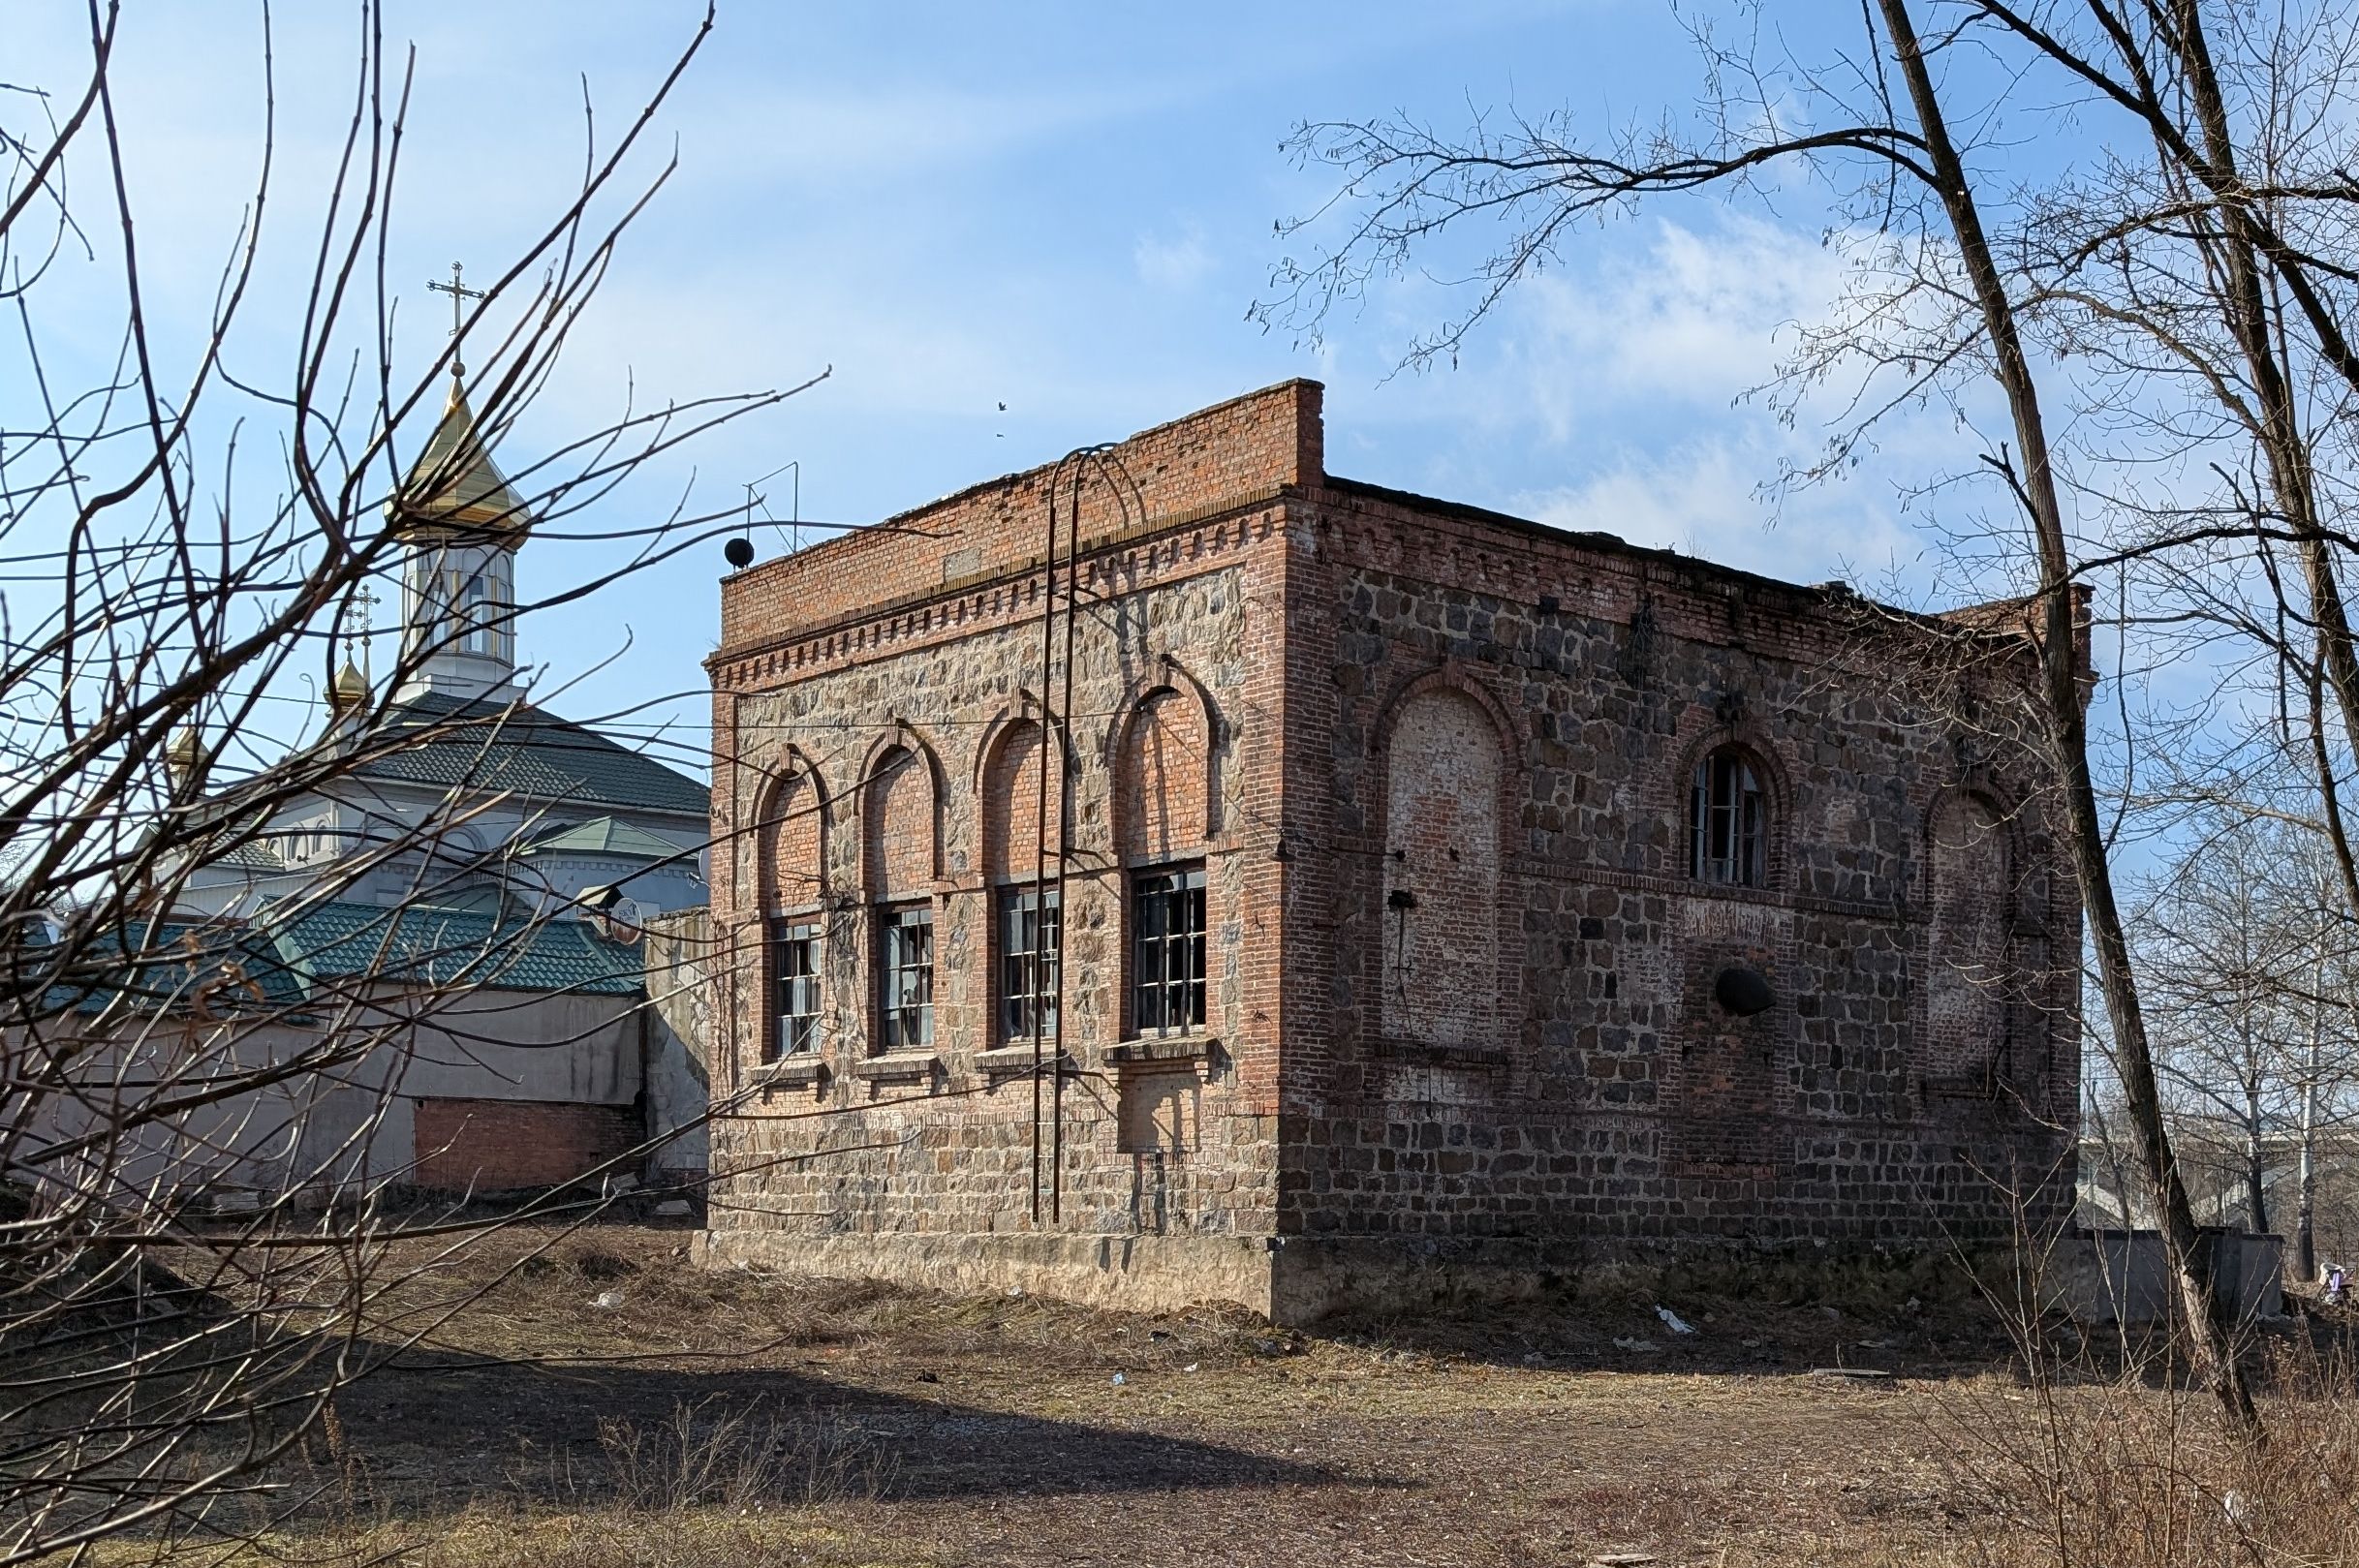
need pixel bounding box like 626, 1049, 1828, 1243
726, 459, 804, 571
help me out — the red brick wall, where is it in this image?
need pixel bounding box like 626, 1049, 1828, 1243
1926, 790, 2009, 1083
863, 747, 937, 900
1378, 684, 1506, 1048
411, 1096, 640, 1194
703, 384, 1302, 1239
1118, 688, 1210, 860
712, 380, 1322, 660
760, 771, 825, 912
981, 718, 1065, 880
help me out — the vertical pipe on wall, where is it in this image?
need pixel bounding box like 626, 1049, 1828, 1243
1030, 472, 1062, 1226
1050, 461, 1083, 1223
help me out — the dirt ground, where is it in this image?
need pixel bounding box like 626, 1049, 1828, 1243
222, 1219, 2100, 1568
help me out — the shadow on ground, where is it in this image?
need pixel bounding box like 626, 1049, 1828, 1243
332, 1342, 1351, 1514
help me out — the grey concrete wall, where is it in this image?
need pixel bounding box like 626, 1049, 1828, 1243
15, 983, 644, 1208
2053, 1228, 2284, 1326
642, 906, 713, 1181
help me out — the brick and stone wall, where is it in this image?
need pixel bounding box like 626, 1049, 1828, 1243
699, 380, 2080, 1317
1276, 477, 2077, 1251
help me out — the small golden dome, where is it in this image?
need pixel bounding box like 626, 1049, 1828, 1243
385, 379, 534, 541
330, 659, 368, 711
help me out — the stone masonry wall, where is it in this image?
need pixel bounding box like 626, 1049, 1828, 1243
1274, 478, 2080, 1250
705, 386, 1313, 1251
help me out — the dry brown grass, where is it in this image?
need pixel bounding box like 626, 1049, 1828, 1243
69, 1224, 2359, 1567
1936, 1337, 2359, 1567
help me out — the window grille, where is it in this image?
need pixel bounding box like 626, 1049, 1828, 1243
770, 919, 820, 1059
878, 906, 934, 1051
1131, 865, 1206, 1034
1690, 748, 1765, 886
999, 886, 1061, 1041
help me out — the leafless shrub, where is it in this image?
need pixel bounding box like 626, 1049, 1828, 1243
585, 1399, 892, 1516
0, 4, 821, 1558
1942, 1337, 2359, 1566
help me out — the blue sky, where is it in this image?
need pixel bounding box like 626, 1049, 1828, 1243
16, 2, 1974, 775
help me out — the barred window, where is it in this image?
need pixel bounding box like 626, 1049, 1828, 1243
878, 906, 934, 1051
1132, 865, 1206, 1035
1690, 747, 1765, 887
999, 886, 1061, 1042
770, 920, 820, 1060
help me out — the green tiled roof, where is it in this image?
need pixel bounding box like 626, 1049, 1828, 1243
265, 898, 644, 996
214, 839, 286, 872
353, 692, 708, 818
514, 815, 690, 861
55, 898, 646, 1018
51, 919, 313, 1018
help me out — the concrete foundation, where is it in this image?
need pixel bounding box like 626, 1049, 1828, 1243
694, 1226, 1967, 1326
694, 1228, 1285, 1319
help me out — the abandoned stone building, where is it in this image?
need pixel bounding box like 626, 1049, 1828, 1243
697, 380, 2080, 1321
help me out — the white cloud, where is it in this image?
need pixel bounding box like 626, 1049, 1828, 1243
1505, 216, 1850, 437
1133, 225, 1215, 292
1511, 437, 1922, 592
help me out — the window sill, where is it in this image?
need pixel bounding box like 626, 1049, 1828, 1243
752, 1055, 826, 1087
1107, 1034, 1220, 1070
850, 1050, 940, 1082
974, 1043, 1071, 1077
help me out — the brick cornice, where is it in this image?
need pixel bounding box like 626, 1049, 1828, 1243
708, 490, 1294, 691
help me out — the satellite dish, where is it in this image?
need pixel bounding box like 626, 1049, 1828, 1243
596, 897, 650, 944
724, 537, 756, 569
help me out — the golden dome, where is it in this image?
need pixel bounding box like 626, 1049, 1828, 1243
386, 379, 534, 541
330, 659, 368, 711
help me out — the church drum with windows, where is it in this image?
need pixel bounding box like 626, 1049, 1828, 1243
698, 381, 2080, 1323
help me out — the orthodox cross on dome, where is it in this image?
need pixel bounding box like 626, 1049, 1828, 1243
426, 261, 485, 380
352, 579, 379, 684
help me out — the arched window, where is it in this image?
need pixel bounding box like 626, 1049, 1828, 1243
1928, 792, 2009, 1079
456, 569, 494, 654
1690, 746, 1765, 886
981, 718, 1066, 1044
757, 769, 827, 1063
863, 746, 938, 1053
1119, 688, 1214, 1039
1380, 686, 1504, 1048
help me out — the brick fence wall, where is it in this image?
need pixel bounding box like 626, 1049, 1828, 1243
411, 1096, 642, 1194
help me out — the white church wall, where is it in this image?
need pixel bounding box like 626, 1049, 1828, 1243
391, 987, 639, 1105
16, 985, 645, 1209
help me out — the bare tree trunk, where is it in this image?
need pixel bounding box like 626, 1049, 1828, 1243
1878, 0, 2261, 1437
2298, 987, 2321, 1281
2245, 1065, 2269, 1237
